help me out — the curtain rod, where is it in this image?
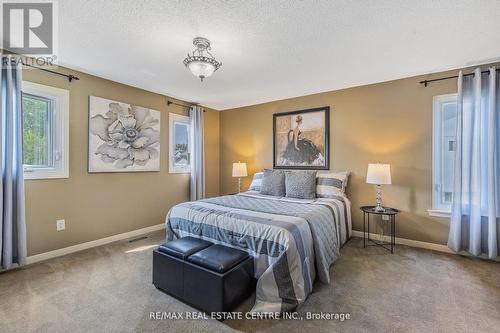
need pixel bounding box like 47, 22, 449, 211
419, 68, 500, 87
166, 100, 205, 112
23, 63, 80, 82
167, 100, 196, 108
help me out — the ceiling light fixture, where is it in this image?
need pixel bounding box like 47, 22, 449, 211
183, 37, 222, 82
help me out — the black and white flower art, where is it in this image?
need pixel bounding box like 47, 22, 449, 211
88, 96, 160, 172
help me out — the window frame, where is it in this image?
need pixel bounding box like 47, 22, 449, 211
168, 112, 191, 174
429, 93, 457, 218
21, 81, 69, 180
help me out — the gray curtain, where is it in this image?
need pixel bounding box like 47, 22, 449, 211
0, 56, 27, 270
448, 68, 500, 258
189, 106, 204, 201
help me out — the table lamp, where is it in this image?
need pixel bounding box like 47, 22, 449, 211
232, 162, 247, 193
366, 163, 392, 212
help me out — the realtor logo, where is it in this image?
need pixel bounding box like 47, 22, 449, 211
1, 1, 57, 55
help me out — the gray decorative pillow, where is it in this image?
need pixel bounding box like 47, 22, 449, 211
285, 170, 318, 199
248, 172, 264, 191
259, 169, 286, 197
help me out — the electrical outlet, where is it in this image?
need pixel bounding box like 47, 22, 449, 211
56, 219, 65, 231
382, 215, 389, 221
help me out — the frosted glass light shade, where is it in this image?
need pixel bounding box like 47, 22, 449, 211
366, 163, 391, 185
232, 162, 248, 177
188, 61, 216, 79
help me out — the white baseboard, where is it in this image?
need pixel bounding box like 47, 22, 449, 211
351, 230, 454, 254
23, 225, 494, 265
27, 223, 165, 265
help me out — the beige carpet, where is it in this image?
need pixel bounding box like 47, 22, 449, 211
1, 230, 499, 333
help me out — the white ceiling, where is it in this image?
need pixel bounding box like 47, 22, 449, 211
58, 0, 500, 110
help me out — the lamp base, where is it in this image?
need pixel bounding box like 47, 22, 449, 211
374, 184, 385, 212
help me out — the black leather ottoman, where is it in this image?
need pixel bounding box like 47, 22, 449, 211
153, 238, 254, 313
185, 245, 254, 313
152, 237, 212, 299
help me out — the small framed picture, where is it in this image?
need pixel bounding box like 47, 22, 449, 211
273, 106, 330, 170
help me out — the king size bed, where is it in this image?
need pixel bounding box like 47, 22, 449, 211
165, 171, 352, 313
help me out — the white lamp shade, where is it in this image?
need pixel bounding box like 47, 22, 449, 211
366, 163, 392, 185
188, 61, 216, 79
232, 162, 248, 177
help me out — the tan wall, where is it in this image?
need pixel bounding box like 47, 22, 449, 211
220, 68, 474, 246
23, 67, 219, 256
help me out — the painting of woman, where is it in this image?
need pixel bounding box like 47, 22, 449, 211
282, 115, 321, 164
273, 107, 330, 169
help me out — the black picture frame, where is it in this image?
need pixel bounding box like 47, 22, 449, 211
273, 106, 330, 170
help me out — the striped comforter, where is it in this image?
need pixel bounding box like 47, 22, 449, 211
165, 191, 351, 312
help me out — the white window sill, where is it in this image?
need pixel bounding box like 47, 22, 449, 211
24, 168, 69, 180
168, 169, 191, 174
427, 209, 451, 218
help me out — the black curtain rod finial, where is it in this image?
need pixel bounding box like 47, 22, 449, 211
68, 74, 79, 82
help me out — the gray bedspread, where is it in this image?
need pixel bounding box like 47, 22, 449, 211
165, 192, 351, 312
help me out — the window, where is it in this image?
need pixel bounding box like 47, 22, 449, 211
22, 81, 69, 179
169, 113, 191, 173
430, 93, 457, 217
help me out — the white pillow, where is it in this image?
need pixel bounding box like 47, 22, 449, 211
316, 171, 350, 197
248, 172, 264, 191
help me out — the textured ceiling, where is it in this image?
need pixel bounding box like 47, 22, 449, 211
58, 0, 500, 110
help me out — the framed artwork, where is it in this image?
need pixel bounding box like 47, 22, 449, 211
273, 106, 330, 170
168, 113, 191, 173
88, 96, 160, 172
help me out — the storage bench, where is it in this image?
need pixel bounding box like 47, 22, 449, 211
153, 237, 254, 313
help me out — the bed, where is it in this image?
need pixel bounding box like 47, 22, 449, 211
165, 190, 352, 313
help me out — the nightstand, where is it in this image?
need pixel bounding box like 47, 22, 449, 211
360, 206, 399, 253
